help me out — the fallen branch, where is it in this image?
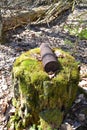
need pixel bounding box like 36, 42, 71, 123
35, 0, 73, 25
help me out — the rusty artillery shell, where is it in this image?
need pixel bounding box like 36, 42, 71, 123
40, 43, 58, 72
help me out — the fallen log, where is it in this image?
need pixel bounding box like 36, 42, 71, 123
2, 6, 47, 32
0, 0, 77, 43
2, 0, 74, 32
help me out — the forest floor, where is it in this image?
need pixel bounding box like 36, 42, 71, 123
0, 3, 87, 130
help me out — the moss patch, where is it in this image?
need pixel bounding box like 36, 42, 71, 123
9, 48, 79, 130
39, 108, 63, 130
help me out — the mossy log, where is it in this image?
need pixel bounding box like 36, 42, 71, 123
9, 47, 80, 130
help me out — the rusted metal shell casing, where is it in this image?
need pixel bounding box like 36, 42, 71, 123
40, 43, 58, 72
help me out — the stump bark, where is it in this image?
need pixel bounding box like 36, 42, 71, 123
9, 47, 79, 130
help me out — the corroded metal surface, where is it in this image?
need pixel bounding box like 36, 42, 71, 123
40, 43, 58, 72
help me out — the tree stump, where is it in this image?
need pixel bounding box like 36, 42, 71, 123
9, 47, 79, 130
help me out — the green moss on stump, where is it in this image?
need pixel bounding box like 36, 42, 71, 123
9, 48, 79, 130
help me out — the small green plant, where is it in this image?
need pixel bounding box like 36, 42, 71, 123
78, 29, 87, 40
64, 24, 79, 36
63, 17, 87, 55
64, 39, 73, 46
30, 124, 36, 130
64, 19, 87, 40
